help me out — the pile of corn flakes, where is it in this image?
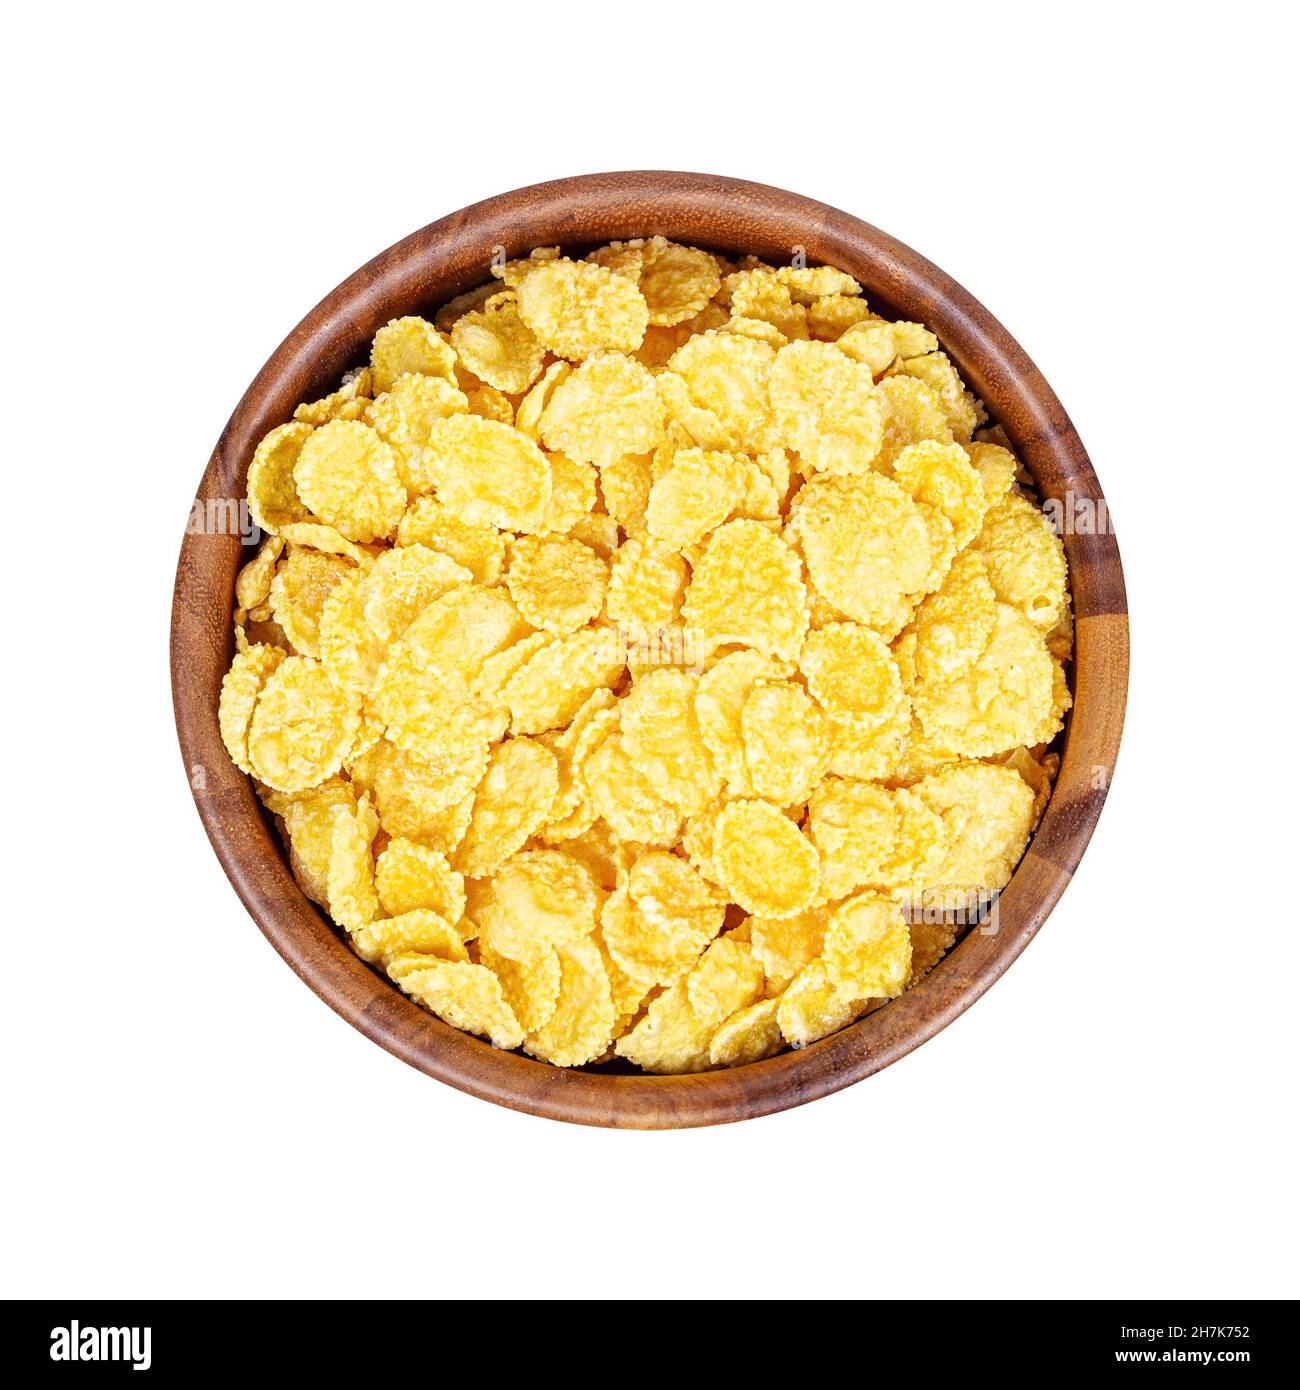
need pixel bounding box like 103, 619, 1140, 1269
218, 238, 1071, 1073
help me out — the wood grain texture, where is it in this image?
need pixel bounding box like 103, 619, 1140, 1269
171, 171, 1129, 1128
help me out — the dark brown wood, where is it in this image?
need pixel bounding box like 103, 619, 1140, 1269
171, 171, 1129, 1128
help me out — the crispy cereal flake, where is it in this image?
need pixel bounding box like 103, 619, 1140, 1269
770, 339, 883, 475
515, 257, 649, 360
539, 352, 663, 465
713, 800, 820, 919
741, 680, 829, 805
822, 892, 912, 999
389, 957, 524, 1050
791, 472, 930, 631
685, 520, 808, 659
370, 315, 457, 393
246, 656, 361, 793
292, 419, 406, 544
450, 296, 545, 395
506, 534, 608, 635
422, 414, 552, 533
375, 837, 466, 922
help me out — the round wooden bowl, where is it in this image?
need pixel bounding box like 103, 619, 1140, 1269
172, 172, 1128, 1128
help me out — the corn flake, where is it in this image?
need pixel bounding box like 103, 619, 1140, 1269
515, 257, 649, 360
422, 414, 552, 533
685, 520, 808, 659
389, 957, 524, 1050
246, 655, 361, 794
352, 910, 468, 969
375, 836, 466, 922
875, 375, 952, 468
218, 642, 286, 774
776, 960, 865, 1047
506, 534, 608, 635
370, 315, 457, 394
770, 339, 883, 475
741, 680, 829, 805
695, 650, 794, 796
750, 907, 829, 986
822, 892, 912, 999
395, 495, 506, 585
456, 737, 559, 878
450, 296, 545, 395
713, 800, 820, 919
479, 941, 561, 1035
476, 849, 602, 961
247, 421, 314, 534
283, 776, 355, 907
368, 373, 469, 494
912, 603, 1056, 757
605, 534, 687, 631
638, 237, 723, 326
327, 795, 380, 932
646, 447, 750, 548
807, 777, 898, 899
791, 472, 930, 631
291, 419, 405, 544
666, 332, 775, 453
534, 355, 664, 470
971, 491, 1068, 632
621, 669, 720, 815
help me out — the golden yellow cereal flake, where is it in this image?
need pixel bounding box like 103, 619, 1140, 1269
685, 519, 808, 660
515, 257, 649, 360
505, 534, 608, 635
713, 800, 820, 919
709, 997, 785, 1066
971, 491, 1068, 633
218, 642, 286, 775
246, 655, 361, 794
421, 414, 552, 533
368, 373, 469, 494
450, 296, 545, 395
375, 837, 466, 922
638, 237, 723, 326
502, 625, 625, 735
791, 473, 930, 632
807, 777, 898, 900
292, 419, 406, 544
389, 957, 524, 1050
822, 892, 912, 999
327, 795, 380, 932
741, 680, 829, 805
646, 447, 749, 547
539, 352, 663, 465
605, 533, 688, 631
352, 911, 468, 969
455, 737, 560, 878
776, 960, 865, 1047
475, 849, 602, 961
769, 339, 883, 475
621, 669, 720, 816
666, 332, 775, 453
247, 421, 314, 534
370, 315, 457, 394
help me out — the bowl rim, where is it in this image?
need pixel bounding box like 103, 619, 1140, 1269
171, 170, 1128, 1129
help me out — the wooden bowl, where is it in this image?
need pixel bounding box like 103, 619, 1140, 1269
171, 172, 1128, 1128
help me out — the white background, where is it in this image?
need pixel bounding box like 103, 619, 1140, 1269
4, 1, 1296, 1301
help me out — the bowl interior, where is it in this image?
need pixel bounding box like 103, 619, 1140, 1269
172, 172, 1127, 1127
